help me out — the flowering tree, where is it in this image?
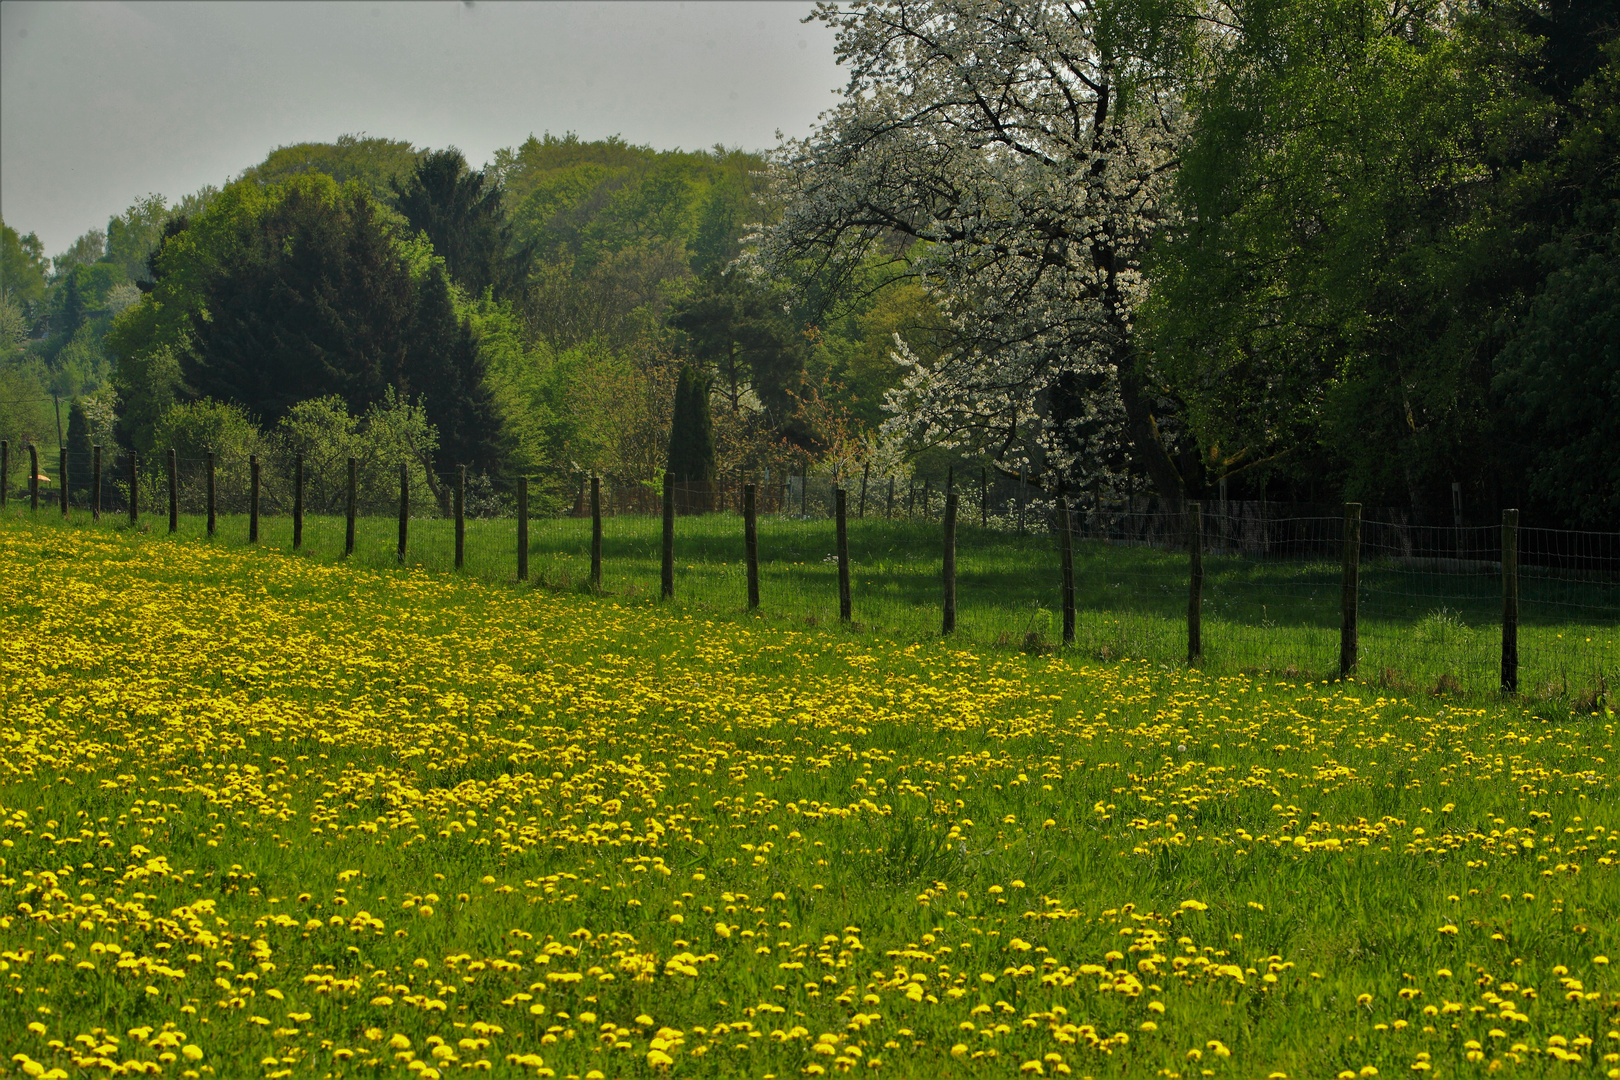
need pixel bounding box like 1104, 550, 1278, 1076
759, 0, 1201, 502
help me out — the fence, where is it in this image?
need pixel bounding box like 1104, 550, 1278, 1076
3, 440, 1615, 703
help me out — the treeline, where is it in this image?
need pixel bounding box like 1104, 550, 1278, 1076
3, 0, 1617, 527
2, 132, 859, 512
762, 0, 1620, 529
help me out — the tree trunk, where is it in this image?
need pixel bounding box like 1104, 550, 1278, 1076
1114, 347, 1188, 509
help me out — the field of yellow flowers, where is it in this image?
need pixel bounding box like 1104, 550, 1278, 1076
1, 520, 1617, 1080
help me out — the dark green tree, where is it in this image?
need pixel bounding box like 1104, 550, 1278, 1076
180, 180, 416, 420
58, 270, 86, 342
395, 149, 531, 299
667, 364, 715, 513
401, 264, 508, 473
668, 270, 804, 423
109, 174, 510, 475
65, 398, 93, 497
1, 219, 49, 320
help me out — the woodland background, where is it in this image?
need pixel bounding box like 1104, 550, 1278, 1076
2, 0, 1615, 526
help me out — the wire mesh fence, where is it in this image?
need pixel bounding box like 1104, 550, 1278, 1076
3, 441, 1615, 702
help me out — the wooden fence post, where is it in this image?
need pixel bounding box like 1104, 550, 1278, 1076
745, 482, 759, 610
942, 475, 957, 635
344, 457, 356, 556
981, 466, 988, 529
1340, 503, 1361, 679
1187, 500, 1203, 664
836, 487, 852, 623
398, 462, 409, 562
168, 448, 179, 533
1, 440, 8, 510
800, 466, 809, 518
92, 445, 101, 521
59, 448, 68, 517
292, 454, 303, 549
1059, 482, 1075, 645
858, 463, 870, 519
127, 449, 137, 526
886, 477, 895, 519
591, 474, 603, 588
661, 472, 675, 599
248, 454, 260, 543
454, 465, 466, 570
206, 451, 215, 536
1501, 508, 1519, 694
516, 475, 528, 581
29, 443, 39, 512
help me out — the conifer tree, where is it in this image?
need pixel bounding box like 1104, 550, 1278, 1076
666, 365, 715, 513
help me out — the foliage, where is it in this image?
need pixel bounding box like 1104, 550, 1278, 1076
147, 398, 270, 504
668, 268, 805, 423
148, 397, 268, 464
1146, 0, 1620, 517
760, 0, 1201, 503
394, 148, 531, 300
2, 524, 1618, 1079
50, 227, 105, 278
1493, 251, 1620, 526
238, 132, 422, 203
274, 390, 441, 514
667, 364, 716, 511
0, 217, 49, 316
101, 189, 220, 285
107, 173, 506, 474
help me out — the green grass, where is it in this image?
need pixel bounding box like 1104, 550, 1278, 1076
2, 517, 1618, 1080
3, 502, 1615, 703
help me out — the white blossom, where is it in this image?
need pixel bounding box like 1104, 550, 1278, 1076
759, 0, 1203, 501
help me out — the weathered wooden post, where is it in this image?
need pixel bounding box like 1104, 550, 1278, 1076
92, 445, 101, 521
292, 454, 304, 549
454, 465, 466, 570
205, 451, 215, 535
29, 443, 39, 511
516, 475, 528, 581
1059, 482, 1075, 645
127, 449, 138, 526
661, 472, 675, 599
1, 440, 8, 510
745, 482, 759, 610
942, 471, 957, 636
59, 448, 68, 517
858, 462, 870, 519
836, 487, 851, 623
168, 448, 179, 533
800, 465, 809, 518
1501, 508, 1519, 694
1187, 500, 1204, 664
981, 466, 988, 529
248, 454, 260, 543
398, 462, 410, 562
1340, 503, 1361, 679
344, 457, 357, 556
591, 474, 603, 588
886, 477, 895, 519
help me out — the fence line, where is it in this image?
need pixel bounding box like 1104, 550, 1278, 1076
3, 441, 1615, 701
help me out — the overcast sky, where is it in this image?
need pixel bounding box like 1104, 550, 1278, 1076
1, 0, 844, 256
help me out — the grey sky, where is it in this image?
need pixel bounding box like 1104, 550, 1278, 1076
1, 0, 844, 256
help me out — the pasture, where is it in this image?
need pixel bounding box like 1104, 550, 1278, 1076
1, 519, 1616, 1079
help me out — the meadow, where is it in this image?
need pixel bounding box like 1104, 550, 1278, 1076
7, 503, 1616, 701
1, 517, 1617, 1079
